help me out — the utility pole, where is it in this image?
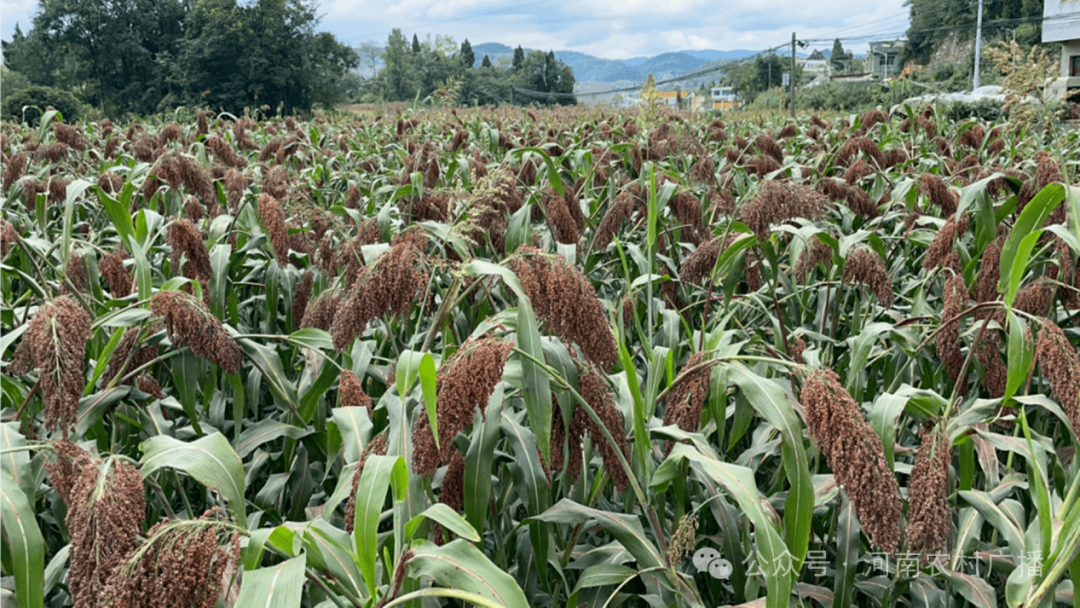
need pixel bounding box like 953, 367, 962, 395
790, 32, 797, 119
973, 0, 984, 90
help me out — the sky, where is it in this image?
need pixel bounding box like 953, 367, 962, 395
1, 0, 911, 60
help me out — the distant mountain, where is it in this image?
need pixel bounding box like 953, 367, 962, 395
415, 41, 802, 84
680, 49, 758, 61
634, 52, 708, 80
555, 51, 642, 83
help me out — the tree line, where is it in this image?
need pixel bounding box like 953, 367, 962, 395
3, 0, 360, 117
370, 29, 576, 106
902, 0, 1044, 64
1, 0, 580, 119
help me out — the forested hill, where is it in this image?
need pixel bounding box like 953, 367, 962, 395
472, 42, 758, 83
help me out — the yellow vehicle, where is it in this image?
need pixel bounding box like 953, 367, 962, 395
710, 87, 741, 111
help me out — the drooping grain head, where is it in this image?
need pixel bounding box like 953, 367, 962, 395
905, 421, 952, 557
937, 272, 969, 394
923, 213, 970, 271
739, 180, 826, 242
292, 272, 313, 329
801, 370, 901, 553
67, 458, 146, 607
1013, 278, 1055, 318
411, 336, 512, 476
100, 510, 240, 608
24, 296, 91, 435
974, 239, 1002, 304
104, 327, 160, 390
166, 218, 212, 282
301, 289, 342, 331
330, 230, 429, 351
661, 352, 710, 454
511, 247, 618, 372
257, 193, 291, 267
338, 369, 372, 414
43, 439, 95, 504
976, 333, 1007, 398
668, 191, 706, 245
150, 290, 242, 374
843, 247, 894, 308
920, 173, 958, 217
576, 359, 631, 490
794, 236, 834, 282
1034, 320, 1080, 437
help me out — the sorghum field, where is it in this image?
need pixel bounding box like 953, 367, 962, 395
1, 105, 1078, 608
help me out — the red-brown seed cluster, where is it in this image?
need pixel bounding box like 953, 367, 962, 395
1, 219, 18, 258
1034, 320, 1080, 437
905, 421, 952, 557
662, 352, 710, 454
573, 359, 631, 490
99, 250, 131, 297
412, 336, 512, 476
739, 180, 826, 242
801, 370, 901, 554
100, 510, 240, 608
668, 190, 707, 245
257, 193, 291, 266
976, 333, 1007, 398
67, 458, 146, 607
594, 190, 641, 250
512, 247, 618, 372
937, 272, 969, 394
167, 219, 211, 282
330, 230, 429, 351
1014, 278, 1056, 318
292, 271, 313, 328
923, 213, 970, 270
150, 290, 242, 374
920, 173, 958, 217
843, 247, 894, 308
301, 289, 342, 331
10, 296, 91, 435
104, 327, 160, 390
338, 369, 372, 414
794, 236, 834, 281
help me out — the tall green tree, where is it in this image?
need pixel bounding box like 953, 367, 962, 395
2, 0, 186, 115
2, 0, 356, 115
512, 45, 525, 71
167, 0, 357, 114
383, 28, 417, 101
480, 54, 493, 68
412, 33, 421, 54
460, 39, 475, 68
830, 39, 850, 73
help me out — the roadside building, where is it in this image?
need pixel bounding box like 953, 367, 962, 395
709, 86, 741, 111
865, 41, 905, 80
1043, 0, 1080, 101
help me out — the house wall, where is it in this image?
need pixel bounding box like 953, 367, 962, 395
1045, 39, 1080, 101
1060, 39, 1080, 77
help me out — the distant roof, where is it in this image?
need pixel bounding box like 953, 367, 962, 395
1043, 0, 1080, 43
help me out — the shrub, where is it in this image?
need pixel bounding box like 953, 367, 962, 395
3, 85, 85, 123
942, 98, 1007, 122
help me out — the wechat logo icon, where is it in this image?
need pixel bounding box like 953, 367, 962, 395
692, 548, 733, 580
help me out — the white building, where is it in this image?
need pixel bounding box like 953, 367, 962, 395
1043, 0, 1080, 101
